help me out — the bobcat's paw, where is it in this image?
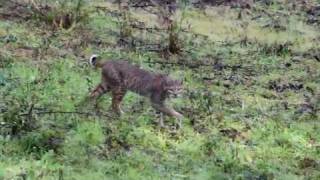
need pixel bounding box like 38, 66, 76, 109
89, 92, 97, 98
174, 112, 184, 119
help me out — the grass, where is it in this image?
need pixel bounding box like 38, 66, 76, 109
1, 0, 320, 180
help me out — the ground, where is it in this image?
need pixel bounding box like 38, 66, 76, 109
0, 0, 319, 179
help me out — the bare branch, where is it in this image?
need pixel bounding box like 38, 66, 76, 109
19, 110, 113, 118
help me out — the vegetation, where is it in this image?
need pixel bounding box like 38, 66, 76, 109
0, 0, 319, 179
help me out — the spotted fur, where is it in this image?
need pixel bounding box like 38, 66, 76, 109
89, 55, 184, 121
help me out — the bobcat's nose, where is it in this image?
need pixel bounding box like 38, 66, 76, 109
169, 93, 177, 98
173, 93, 181, 98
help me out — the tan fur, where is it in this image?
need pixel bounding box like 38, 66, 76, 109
89, 55, 184, 125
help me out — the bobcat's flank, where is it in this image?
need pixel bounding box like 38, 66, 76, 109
89, 55, 184, 127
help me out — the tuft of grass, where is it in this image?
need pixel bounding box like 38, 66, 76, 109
0, 1, 319, 180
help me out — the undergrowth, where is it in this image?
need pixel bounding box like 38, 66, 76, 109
0, 0, 319, 180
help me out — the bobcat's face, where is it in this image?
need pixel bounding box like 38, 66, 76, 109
165, 80, 183, 98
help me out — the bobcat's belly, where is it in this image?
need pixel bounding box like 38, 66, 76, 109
128, 87, 152, 97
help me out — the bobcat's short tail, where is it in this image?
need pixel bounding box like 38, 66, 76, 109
89, 54, 104, 68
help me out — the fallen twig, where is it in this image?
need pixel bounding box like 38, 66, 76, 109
19, 110, 113, 118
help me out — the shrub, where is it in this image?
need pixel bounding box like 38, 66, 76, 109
19, 129, 64, 156
30, 0, 90, 29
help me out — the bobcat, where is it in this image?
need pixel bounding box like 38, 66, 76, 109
88, 55, 184, 127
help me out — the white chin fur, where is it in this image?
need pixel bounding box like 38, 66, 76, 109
89, 54, 98, 66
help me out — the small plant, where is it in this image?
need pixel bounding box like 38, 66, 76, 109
163, 0, 188, 54
30, 0, 90, 29
1, 99, 38, 136
0, 53, 13, 68
168, 20, 181, 54
118, 2, 134, 48
20, 129, 64, 155
1, 1, 320, 179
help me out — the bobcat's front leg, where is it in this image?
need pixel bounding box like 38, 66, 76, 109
152, 103, 184, 128
152, 103, 184, 119
151, 93, 184, 128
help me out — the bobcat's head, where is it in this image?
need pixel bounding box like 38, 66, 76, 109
164, 79, 183, 98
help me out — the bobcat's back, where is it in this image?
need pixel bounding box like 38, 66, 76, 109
101, 60, 167, 96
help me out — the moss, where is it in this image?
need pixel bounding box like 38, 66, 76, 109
0, 1, 319, 179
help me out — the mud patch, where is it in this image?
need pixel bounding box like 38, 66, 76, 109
268, 80, 304, 93
299, 157, 319, 169
192, 0, 253, 9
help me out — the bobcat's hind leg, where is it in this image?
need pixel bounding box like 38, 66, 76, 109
89, 81, 110, 114
111, 87, 127, 116
90, 82, 110, 99
76, 81, 109, 111
90, 75, 110, 98
159, 112, 165, 128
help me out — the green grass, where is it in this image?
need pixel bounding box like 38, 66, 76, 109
1, 1, 320, 180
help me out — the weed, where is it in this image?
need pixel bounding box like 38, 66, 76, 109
0, 1, 319, 180
29, 0, 90, 29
